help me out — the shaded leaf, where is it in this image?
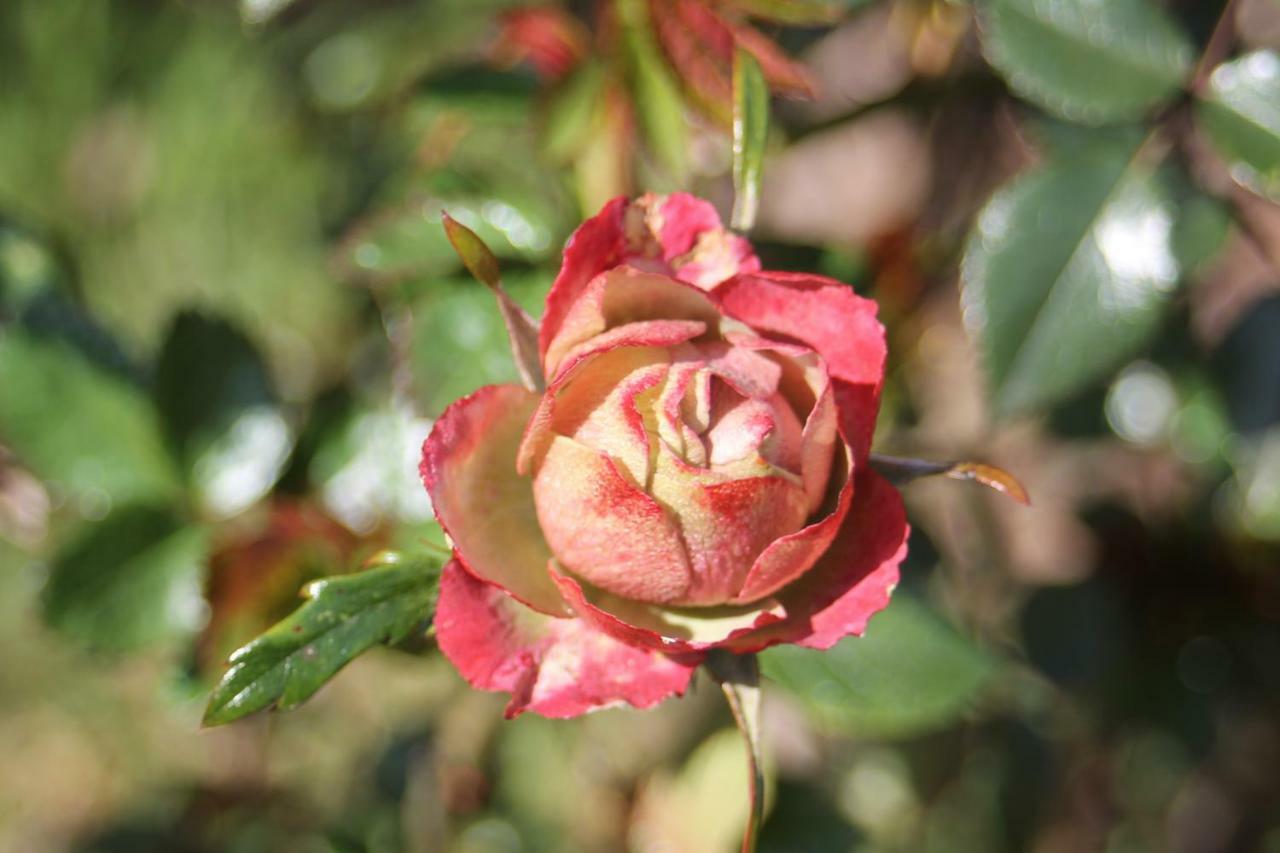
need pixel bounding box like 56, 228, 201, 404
42, 506, 209, 652
1197, 50, 1280, 201
732, 48, 769, 232
761, 594, 999, 738
0, 332, 181, 504
154, 312, 293, 518
960, 134, 1185, 415
980, 0, 1193, 124
203, 552, 442, 726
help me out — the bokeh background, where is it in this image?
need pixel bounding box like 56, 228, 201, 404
3, 0, 1280, 851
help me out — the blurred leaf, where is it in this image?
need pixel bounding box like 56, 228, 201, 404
961, 134, 1185, 415
542, 61, 607, 164
621, 2, 690, 185
1213, 294, 1280, 436
203, 552, 441, 726
980, 0, 1193, 124
0, 331, 181, 504
42, 506, 209, 652
732, 48, 769, 231
761, 594, 998, 738
154, 312, 292, 519
1172, 190, 1232, 276
730, 0, 846, 25
1196, 50, 1280, 201
630, 728, 766, 853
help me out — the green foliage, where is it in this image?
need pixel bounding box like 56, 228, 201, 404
1197, 50, 1280, 201
761, 594, 999, 738
41, 506, 209, 652
961, 133, 1188, 414
203, 552, 442, 726
0, 332, 181, 504
154, 312, 292, 518
980, 0, 1193, 124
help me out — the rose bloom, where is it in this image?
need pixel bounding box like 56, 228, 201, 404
421, 194, 908, 718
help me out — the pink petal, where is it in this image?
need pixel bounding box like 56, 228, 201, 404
539, 194, 759, 361
544, 267, 722, 380
420, 384, 569, 616
731, 447, 853, 604
726, 470, 909, 653
533, 436, 693, 605
650, 448, 809, 605
435, 560, 698, 718
712, 272, 886, 463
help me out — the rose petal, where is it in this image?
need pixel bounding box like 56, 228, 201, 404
435, 560, 698, 718
550, 561, 785, 654
533, 435, 693, 604
725, 470, 909, 653
650, 448, 809, 605
545, 267, 722, 380
420, 384, 568, 616
732, 446, 853, 604
712, 272, 887, 463
540, 194, 758, 360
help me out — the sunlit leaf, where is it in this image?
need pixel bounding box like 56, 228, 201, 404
961, 134, 1186, 415
0, 332, 181, 505
980, 0, 1193, 124
154, 312, 293, 519
542, 61, 607, 163
870, 454, 1030, 505
203, 552, 441, 726
732, 48, 769, 231
42, 506, 209, 652
1197, 50, 1280, 201
761, 594, 999, 738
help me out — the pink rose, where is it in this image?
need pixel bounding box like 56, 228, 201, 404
421, 194, 908, 718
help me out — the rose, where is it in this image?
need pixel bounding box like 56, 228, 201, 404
421, 193, 908, 718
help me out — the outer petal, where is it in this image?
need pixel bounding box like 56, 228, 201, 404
540, 196, 629, 362
420, 384, 569, 616
725, 470, 909, 653
712, 272, 886, 463
435, 560, 698, 718
533, 436, 693, 604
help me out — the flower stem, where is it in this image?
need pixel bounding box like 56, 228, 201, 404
705, 649, 764, 853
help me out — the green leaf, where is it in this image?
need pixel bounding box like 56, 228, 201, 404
620, 0, 689, 185
960, 134, 1185, 415
732, 48, 769, 232
0, 331, 181, 505
203, 552, 441, 726
542, 61, 607, 164
154, 312, 293, 519
730, 0, 846, 24
980, 0, 1193, 124
1196, 50, 1280, 201
42, 506, 209, 653
761, 594, 999, 738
